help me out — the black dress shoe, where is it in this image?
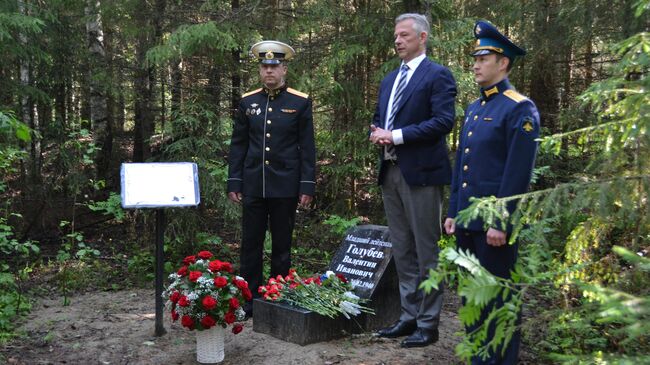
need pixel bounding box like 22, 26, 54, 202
376, 320, 417, 338
400, 328, 439, 348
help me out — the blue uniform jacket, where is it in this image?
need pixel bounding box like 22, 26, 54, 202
447, 78, 540, 231
373, 57, 457, 186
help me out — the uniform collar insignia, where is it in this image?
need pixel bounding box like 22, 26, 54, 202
263, 83, 287, 97
483, 86, 499, 98
481, 78, 513, 100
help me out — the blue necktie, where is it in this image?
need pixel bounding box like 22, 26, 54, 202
385, 64, 409, 160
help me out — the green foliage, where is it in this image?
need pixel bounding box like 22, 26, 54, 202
87, 192, 126, 223
0, 110, 31, 143
0, 269, 31, 341
323, 214, 361, 236
430, 5, 650, 362
55, 220, 100, 305
0, 215, 38, 340
422, 247, 523, 362
127, 248, 155, 285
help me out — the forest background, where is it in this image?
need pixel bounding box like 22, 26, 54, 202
0, 0, 648, 363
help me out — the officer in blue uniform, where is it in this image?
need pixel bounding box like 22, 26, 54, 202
444, 20, 540, 364
227, 40, 316, 317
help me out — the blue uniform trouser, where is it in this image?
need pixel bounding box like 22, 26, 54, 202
455, 229, 521, 365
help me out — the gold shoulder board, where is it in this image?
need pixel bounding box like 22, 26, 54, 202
287, 88, 309, 99
241, 88, 262, 98
503, 89, 528, 103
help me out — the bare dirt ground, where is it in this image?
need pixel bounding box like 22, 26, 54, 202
0, 289, 465, 365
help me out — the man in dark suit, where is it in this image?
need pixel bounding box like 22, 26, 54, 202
227, 40, 316, 317
445, 20, 540, 364
370, 13, 457, 348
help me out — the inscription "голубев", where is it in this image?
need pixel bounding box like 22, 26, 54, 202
333, 233, 392, 294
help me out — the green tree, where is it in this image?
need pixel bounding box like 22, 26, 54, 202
423, 1, 650, 362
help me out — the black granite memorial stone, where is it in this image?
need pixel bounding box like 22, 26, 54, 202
329, 225, 393, 299
253, 225, 400, 345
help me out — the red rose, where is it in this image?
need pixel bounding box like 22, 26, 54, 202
221, 262, 233, 273
229, 297, 240, 310
170, 291, 181, 303
214, 276, 228, 288
189, 271, 203, 282
200, 315, 216, 329
243, 287, 252, 300
224, 311, 236, 324
171, 310, 179, 322
209, 260, 223, 272
183, 255, 196, 265
197, 251, 213, 260
232, 324, 243, 334
178, 295, 190, 307
181, 315, 194, 329
202, 296, 217, 311
177, 266, 189, 276
336, 273, 348, 283
234, 279, 248, 290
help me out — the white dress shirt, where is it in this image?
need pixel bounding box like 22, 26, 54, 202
386, 53, 427, 145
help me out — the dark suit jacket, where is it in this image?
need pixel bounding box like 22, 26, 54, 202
373, 57, 457, 186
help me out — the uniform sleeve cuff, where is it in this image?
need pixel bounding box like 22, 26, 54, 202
227, 179, 242, 193
392, 129, 404, 145
299, 181, 316, 196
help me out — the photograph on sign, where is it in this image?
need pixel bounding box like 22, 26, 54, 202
120, 162, 200, 208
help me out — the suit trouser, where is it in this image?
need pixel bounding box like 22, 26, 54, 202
455, 229, 521, 365
240, 196, 298, 307
381, 163, 444, 330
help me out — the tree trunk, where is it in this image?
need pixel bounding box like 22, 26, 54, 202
133, 34, 154, 162
86, 0, 111, 180
230, 0, 241, 119
170, 60, 182, 118
528, 0, 559, 133
19, 0, 41, 184
132, 0, 152, 162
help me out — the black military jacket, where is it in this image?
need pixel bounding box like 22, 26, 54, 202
227, 85, 316, 198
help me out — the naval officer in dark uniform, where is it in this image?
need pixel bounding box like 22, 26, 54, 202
444, 21, 540, 364
227, 40, 316, 316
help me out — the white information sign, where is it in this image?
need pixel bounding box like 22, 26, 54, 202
120, 162, 200, 208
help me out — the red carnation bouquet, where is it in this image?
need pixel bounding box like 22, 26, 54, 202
163, 250, 252, 334
258, 269, 374, 319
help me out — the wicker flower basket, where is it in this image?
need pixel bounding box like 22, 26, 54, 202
195, 326, 225, 363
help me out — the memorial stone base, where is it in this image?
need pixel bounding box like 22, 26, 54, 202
253, 259, 400, 345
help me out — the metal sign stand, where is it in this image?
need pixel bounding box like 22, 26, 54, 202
154, 209, 166, 336
120, 162, 200, 337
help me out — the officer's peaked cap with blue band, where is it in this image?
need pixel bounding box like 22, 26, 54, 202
250, 40, 295, 65
471, 20, 526, 60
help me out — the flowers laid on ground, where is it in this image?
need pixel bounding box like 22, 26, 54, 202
258, 269, 374, 319
163, 250, 252, 334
